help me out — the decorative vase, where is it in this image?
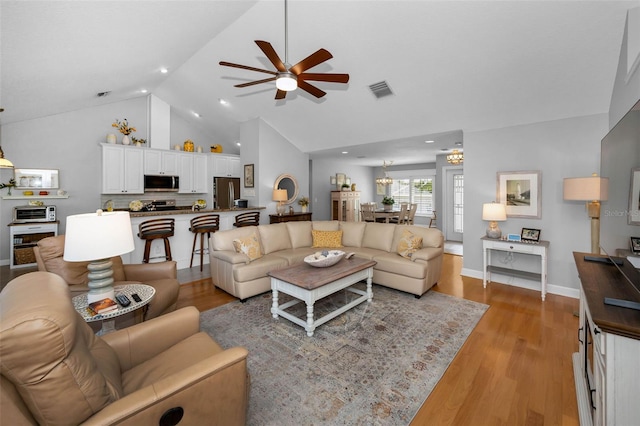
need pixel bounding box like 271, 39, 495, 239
122, 135, 130, 145
106, 134, 117, 144
351, 183, 356, 191
184, 140, 194, 152
134, 141, 143, 147
7, 186, 12, 196
301, 205, 308, 213
384, 204, 392, 211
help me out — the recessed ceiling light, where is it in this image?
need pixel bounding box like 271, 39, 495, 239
342, 151, 348, 154
140, 89, 148, 94
236, 142, 241, 147
425, 140, 435, 144
193, 112, 201, 118
219, 98, 229, 105
455, 141, 462, 146
160, 67, 168, 74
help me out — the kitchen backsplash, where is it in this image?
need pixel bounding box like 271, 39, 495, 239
100, 193, 210, 210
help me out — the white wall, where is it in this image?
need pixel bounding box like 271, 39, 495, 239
462, 114, 608, 296
610, 7, 640, 127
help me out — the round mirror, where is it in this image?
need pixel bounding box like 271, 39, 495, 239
274, 174, 299, 204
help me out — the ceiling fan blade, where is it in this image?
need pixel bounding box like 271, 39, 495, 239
255, 40, 287, 72
219, 61, 277, 75
275, 89, 287, 100
234, 77, 276, 88
290, 49, 333, 75
299, 73, 350, 83
298, 80, 326, 98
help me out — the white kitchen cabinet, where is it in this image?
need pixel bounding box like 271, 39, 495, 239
212, 155, 240, 177
178, 153, 208, 193
144, 149, 179, 175
102, 144, 144, 194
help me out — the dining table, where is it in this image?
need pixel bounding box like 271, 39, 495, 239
374, 209, 400, 223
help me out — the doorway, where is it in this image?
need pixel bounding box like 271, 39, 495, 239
443, 167, 463, 242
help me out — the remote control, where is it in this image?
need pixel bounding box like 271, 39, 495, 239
131, 293, 142, 303
115, 294, 131, 307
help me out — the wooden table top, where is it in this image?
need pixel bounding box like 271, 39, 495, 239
268, 257, 376, 290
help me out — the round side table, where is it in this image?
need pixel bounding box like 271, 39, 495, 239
73, 283, 155, 335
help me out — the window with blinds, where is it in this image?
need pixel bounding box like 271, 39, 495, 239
389, 177, 434, 216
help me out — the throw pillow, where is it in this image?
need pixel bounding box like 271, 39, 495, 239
397, 229, 423, 259
311, 230, 343, 248
232, 234, 263, 261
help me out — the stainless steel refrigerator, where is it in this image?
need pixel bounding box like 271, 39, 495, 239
213, 177, 240, 209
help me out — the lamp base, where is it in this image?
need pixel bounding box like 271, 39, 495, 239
86, 258, 116, 303
486, 222, 502, 239
276, 202, 285, 216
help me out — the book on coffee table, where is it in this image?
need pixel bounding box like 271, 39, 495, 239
87, 298, 118, 315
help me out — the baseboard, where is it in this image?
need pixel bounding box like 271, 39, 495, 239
461, 268, 579, 299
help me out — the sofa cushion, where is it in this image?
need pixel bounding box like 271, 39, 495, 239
285, 221, 313, 248
373, 252, 427, 279
0, 272, 121, 426
257, 223, 292, 254
234, 255, 289, 283
397, 229, 423, 259
312, 221, 340, 231
362, 223, 396, 252
211, 226, 258, 252
311, 230, 343, 248
233, 233, 263, 261
391, 225, 443, 251
340, 222, 366, 248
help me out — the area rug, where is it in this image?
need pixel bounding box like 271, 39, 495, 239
199, 284, 488, 426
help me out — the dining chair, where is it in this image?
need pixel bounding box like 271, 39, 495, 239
407, 204, 418, 225
360, 203, 376, 222
428, 210, 437, 227
390, 203, 409, 224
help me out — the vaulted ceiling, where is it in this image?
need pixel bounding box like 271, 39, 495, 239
1, 1, 636, 165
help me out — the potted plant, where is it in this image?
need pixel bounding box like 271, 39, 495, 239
131, 137, 147, 147
298, 196, 309, 213
112, 118, 136, 145
341, 183, 350, 192
382, 196, 395, 211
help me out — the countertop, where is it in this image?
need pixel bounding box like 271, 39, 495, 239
125, 206, 265, 218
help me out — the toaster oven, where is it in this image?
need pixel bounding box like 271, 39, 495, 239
13, 205, 56, 223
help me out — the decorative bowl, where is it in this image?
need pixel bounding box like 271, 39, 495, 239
304, 250, 345, 268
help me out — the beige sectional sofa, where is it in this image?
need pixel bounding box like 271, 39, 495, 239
209, 221, 444, 301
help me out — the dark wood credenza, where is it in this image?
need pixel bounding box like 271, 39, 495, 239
269, 212, 312, 224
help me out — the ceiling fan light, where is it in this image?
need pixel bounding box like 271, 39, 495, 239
276, 72, 298, 91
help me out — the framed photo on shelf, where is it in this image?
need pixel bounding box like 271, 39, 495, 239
244, 164, 254, 188
630, 237, 640, 254
497, 171, 542, 218
521, 228, 541, 242
628, 168, 640, 225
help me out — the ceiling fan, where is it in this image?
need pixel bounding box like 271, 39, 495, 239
219, 0, 349, 100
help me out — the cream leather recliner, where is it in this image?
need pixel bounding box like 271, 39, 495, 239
0, 272, 249, 426
34, 235, 179, 326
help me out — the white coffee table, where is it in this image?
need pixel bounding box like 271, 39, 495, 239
268, 257, 376, 337
73, 283, 155, 335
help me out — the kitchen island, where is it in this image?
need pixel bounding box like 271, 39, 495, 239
123, 206, 265, 269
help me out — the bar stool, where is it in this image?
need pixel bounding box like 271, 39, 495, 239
233, 211, 260, 227
189, 214, 220, 271
138, 218, 175, 263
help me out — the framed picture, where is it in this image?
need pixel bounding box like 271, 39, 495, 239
628, 168, 640, 225
497, 171, 542, 218
376, 183, 386, 196
521, 228, 541, 242
336, 173, 346, 187
630, 237, 640, 253
244, 164, 254, 188
14, 168, 59, 189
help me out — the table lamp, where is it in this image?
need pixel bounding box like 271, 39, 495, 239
273, 189, 288, 215
482, 202, 507, 239
64, 210, 134, 303
563, 173, 609, 254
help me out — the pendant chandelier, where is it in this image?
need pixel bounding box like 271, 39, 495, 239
446, 149, 464, 165
376, 160, 393, 185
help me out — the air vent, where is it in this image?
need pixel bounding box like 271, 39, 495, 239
368, 81, 394, 99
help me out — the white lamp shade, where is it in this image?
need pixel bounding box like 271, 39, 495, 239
482, 203, 507, 221
563, 176, 609, 201
273, 189, 288, 202
64, 211, 134, 261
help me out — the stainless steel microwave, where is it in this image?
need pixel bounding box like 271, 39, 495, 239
13, 205, 56, 223
144, 175, 179, 192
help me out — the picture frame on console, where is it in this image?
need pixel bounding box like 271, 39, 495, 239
521, 228, 541, 242
628, 168, 640, 225
630, 237, 640, 254
497, 170, 542, 218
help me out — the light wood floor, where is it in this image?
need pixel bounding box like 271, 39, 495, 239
2, 255, 580, 425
